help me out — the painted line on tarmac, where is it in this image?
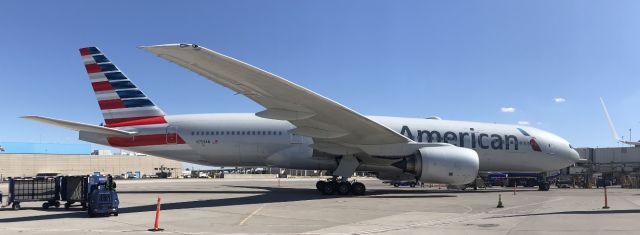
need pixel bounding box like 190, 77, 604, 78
307, 196, 566, 235
238, 205, 265, 226
0, 227, 143, 234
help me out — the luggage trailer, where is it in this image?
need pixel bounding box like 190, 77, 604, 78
6, 177, 61, 210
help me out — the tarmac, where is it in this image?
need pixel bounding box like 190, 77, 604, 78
1, 178, 640, 234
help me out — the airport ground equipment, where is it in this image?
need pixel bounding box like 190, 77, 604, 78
60, 175, 88, 209
485, 172, 559, 191
7, 176, 60, 210
386, 180, 417, 188
87, 175, 119, 217
621, 174, 640, 188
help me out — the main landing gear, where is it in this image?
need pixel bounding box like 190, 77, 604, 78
316, 179, 366, 196
317, 155, 364, 196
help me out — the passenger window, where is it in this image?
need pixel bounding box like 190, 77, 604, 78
262, 131, 266, 135
191, 131, 194, 136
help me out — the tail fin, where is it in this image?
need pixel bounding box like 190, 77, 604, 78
80, 47, 166, 128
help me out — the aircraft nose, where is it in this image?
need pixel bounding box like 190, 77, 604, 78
557, 147, 581, 167
568, 148, 580, 163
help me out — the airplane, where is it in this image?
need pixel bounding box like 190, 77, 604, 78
599, 97, 640, 146
24, 44, 580, 195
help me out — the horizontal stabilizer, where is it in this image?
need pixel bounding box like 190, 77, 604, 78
22, 116, 136, 136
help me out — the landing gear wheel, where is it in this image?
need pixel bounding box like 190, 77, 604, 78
316, 180, 326, 192
393, 183, 400, 187
54, 201, 61, 208
538, 182, 550, 191
351, 182, 366, 195
12, 203, 20, 210
410, 182, 416, 188
322, 181, 337, 195
42, 202, 50, 209
64, 202, 71, 210
337, 182, 351, 195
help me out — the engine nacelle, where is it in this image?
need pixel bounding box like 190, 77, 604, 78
393, 146, 479, 185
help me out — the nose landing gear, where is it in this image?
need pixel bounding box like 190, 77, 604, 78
316, 179, 366, 196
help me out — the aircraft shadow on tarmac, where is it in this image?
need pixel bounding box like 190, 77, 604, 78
118, 190, 264, 194
489, 209, 640, 219
0, 186, 527, 223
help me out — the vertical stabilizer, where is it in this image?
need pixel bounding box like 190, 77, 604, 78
80, 47, 166, 128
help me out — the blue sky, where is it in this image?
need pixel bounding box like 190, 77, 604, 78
1, 1, 640, 149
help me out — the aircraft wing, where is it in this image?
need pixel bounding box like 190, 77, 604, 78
142, 44, 412, 146
23, 116, 136, 137
599, 97, 640, 146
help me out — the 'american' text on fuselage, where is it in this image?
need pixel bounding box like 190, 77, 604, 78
400, 126, 519, 150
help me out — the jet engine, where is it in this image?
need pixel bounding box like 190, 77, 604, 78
392, 145, 479, 185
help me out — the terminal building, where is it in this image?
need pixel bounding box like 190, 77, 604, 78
0, 142, 182, 180
568, 147, 640, 188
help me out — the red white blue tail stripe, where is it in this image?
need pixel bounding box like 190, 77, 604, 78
80, 47, 167, 128
80, 47, 187, 149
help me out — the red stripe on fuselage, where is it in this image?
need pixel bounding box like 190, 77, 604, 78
105, 116, 167, 127
107, 134, 185, 147
79, 48, 90, 56
85, 63, 101, 73
98, 99, 125, 110
92, 81, 113, 92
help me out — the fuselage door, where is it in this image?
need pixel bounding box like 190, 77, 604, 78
290, 133, 304, 144
166, 125, 178, 144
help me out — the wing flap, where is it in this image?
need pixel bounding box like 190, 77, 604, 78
255, 108, 316, 121
22, 116, 136, 137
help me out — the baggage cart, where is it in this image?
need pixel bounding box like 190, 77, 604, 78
60, 175, 88, 210
8, 177, 60, 210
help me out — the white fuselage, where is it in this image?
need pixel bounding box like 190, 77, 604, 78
80, 113, 579, 176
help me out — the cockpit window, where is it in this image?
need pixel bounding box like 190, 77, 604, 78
569, 144, 574, 149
